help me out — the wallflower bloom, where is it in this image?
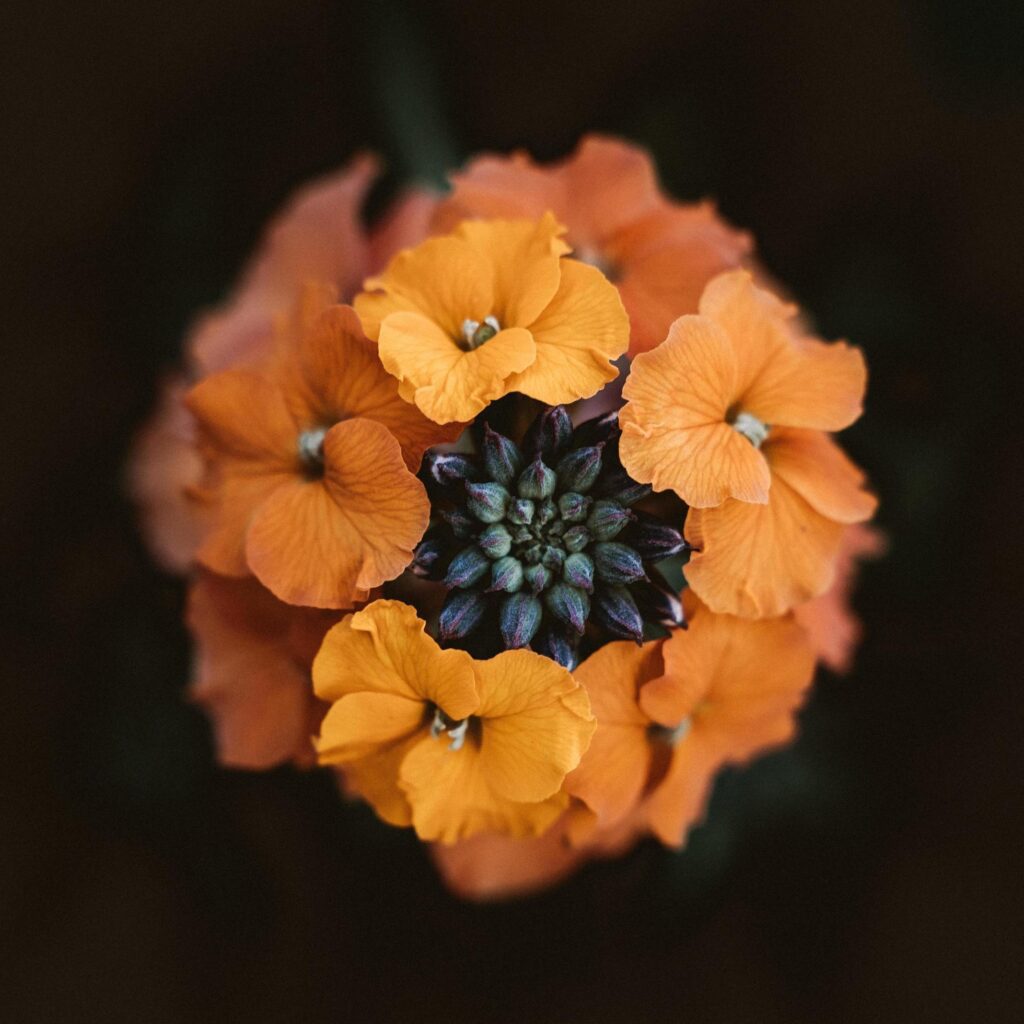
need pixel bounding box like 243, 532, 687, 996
619, 269, 866, 507
354, 213, 629, 423
188, 299, 456, 607
567, 601, 815, 846
313, 600, 595, 842
438, 134, 752, 355
187, 571, 337, 768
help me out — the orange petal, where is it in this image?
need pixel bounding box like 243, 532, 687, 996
315, 691, 426, 763
355, 234, 494, 341
295, 304, 462, 467
768, 428, 877, 524
456, 213, 568, 326
684, 475, 847, 618
506, 258, 629, 405
367, 188, 438, 275
744, 336, 867, 431
473, 651, 594, 804
400, 737, 569, 843
574, 640, 662, 726
312, 599, 478, 715
619, 315, 771, 506
644, 735, 722, 847
245, 420, 429, 607
342, 732, 422, 828
378, 312, 536, 424
565, 724, 651, 828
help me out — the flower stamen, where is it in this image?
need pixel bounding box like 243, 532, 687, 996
730, 411, 769, 448
430, 706, 471, 750
297, 427, 328, 472
461, 315, 501, 350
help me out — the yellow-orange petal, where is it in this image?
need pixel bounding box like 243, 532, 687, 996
506, 258, 629, 405
644, 736, 722, 847
244, 419, 429, 607
744, 336, 867, 431
378, 312, 536, 424
315, 691, 426, 763
684, 475, 847, 618
619, 314, 771, 506
355, 234, 494, 341
473, 651, 594, 804
342, 732, 422, 828
400, 737, 569, 844
312, 599, 478, 714
456, 213, 568, 326
768, 428, 877, 524
294, 304, 462, 467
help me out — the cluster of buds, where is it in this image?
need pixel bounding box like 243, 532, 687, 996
412, 405, 691, 668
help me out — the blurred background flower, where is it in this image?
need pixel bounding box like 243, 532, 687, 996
2, 0, 1021, 1021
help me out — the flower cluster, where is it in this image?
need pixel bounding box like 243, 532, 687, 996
132, 136, 880, 899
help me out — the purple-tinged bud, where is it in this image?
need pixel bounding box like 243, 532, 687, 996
587, 499, 633, 541
410, 536, 446, 579
481, 423, 522, 486
593, 542, 646, 584
500, 592, 543, 648
441, 508, 476, 539
444, 545, 490, 589
517, 457, 557, 500
592, 585, 644, 643
555, 444, 604, 494
489, 556, 524, 594
632, 578, 686, 628
422, 451, 480, 489
597, 469, 652, 506
534, 628, 578, 670
558, 492, 592, 523
477, 523, 513, 559
439, 589, 487, 641
563, 525, 591, 553
465, 481, 510, 523
507, 498, 535, 526
563, 552, 595, 592
627, 518, 689, 560
545, 582, 590, 634
571, 410, 619, 448
523, 562, 552, 593
535, 496, 558, 525
523, 405, 573, 461
541, 546, 566, 572
510, 524, 534, 544
521, 542, 544, 565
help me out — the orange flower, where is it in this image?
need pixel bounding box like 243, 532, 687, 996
187, 571, 337, 769
437, 134, 752, 355
619, 269, 867, 508
567, 601, 815, 846
795, 523, 885, 672
354, 213, 629, 423
684, 427, 878, 617
187, 299, 456, 608
313, 600, 595, 842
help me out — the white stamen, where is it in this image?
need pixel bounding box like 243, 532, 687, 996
731, 411, 770, 448
447, 718, 470, 751
298, 427, 328, 466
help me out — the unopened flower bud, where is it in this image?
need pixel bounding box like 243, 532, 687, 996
439, 589, 487, 641
499, 592, 543, 648
541, 545, 566, 571
598, 470, 651, 506
534, 628, 578, 670
523, 405, 573, 461
545, 582, 590, 634
477, 523, 513, 559
593, 542, 646, 584
444, 545, 491, 589
441, 508, 476, 538
535, 496, 558, 525
489, 555, 524, 594
587, 499, 633, 541
465, 481, 510, 523
592, 585, 644, 643
507, 497, 535, 526
410, 535, 446, 579
517, 458, 557, 500
563, 552, 595, 592
627, 518, 689, 560
422, 451, 479, 490
558, 492, 592, 523
571, 410, 619, 448
632, 578, 686, 628
563, 525, 591, 553
521, 542, 544, 565
555, 445, 604, 494
523, 562, 552, 593
481, 423, 522, 486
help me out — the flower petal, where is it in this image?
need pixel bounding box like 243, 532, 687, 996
316, 691, 427, 763
245, 420, 429, 607
619, 315, 771, 506
507, 259, 629, 405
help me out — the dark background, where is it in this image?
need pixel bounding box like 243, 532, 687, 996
3, 1, 1022, 1021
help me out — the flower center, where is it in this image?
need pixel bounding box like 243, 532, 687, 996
430, 706, 473, 751
297, 427, 328, 473
730, 410, 769, 448
461, 315, 501, 350
647, 718, 691, 747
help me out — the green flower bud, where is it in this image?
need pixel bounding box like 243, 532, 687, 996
555, 444, 604, 494
593, 541, 646, 584
482, 424, 522, 486
489, 555, 524, 593
587, 499, 633, 541
558, 492, 592, 523
507, 497, 535, 525
444, 545, 491, 589
523, 562, 553, 593
465, 481, 510, 523
516, 457, 556, 500
563, 525, 591, 553
500, 593, 543, 648
541, 546, 566, 572
545, 582, 590, 634
477, 523, 513, 559
535, 496, 557, 525
562, 552, 595, 592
